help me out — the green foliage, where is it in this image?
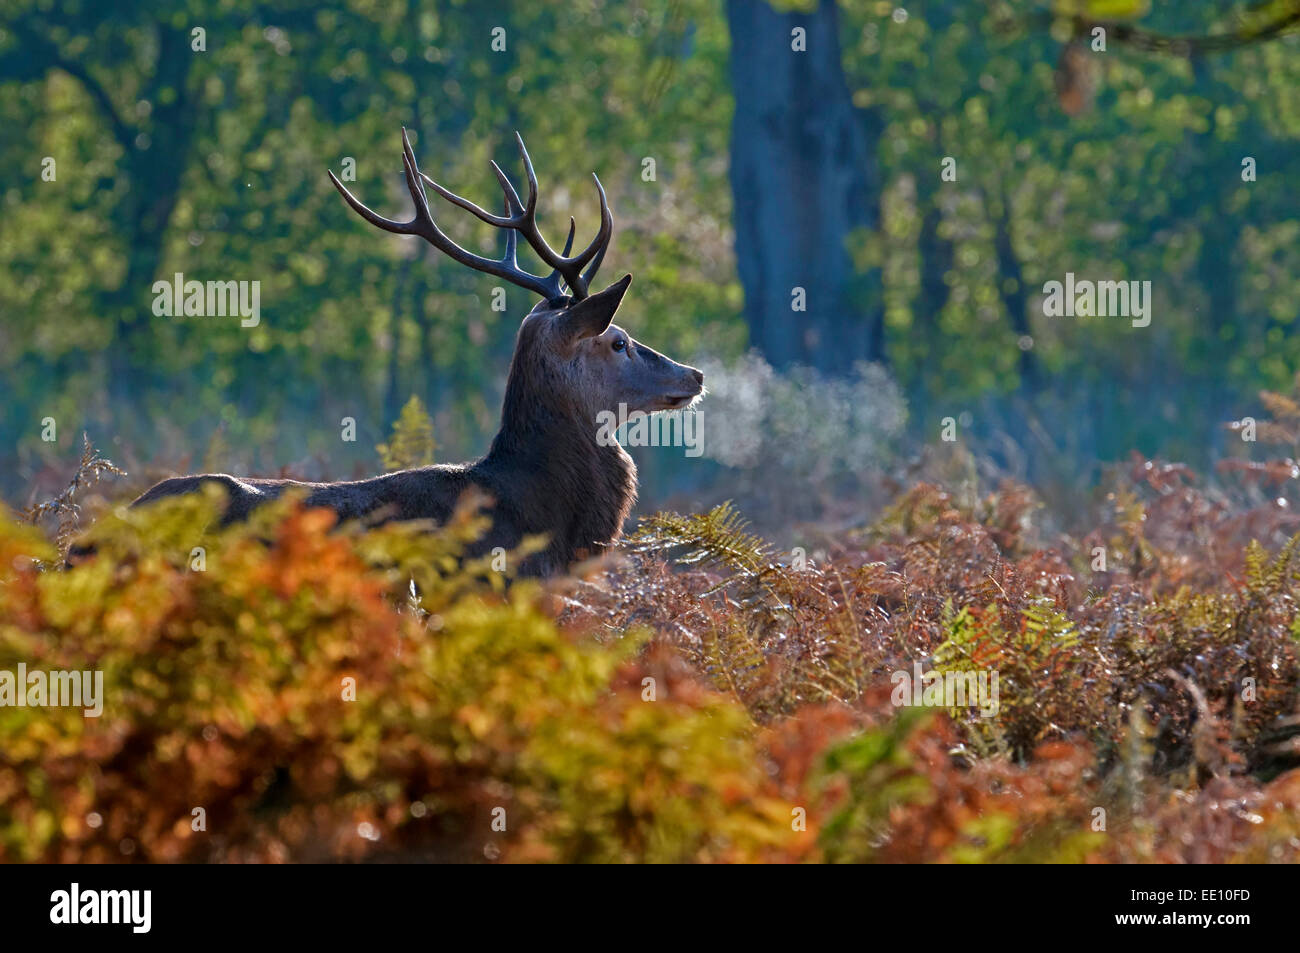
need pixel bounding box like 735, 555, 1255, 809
838, 0, 1300, 469
630, 501, 773, 582
377, 395, 436, 471
817, 708, 934, 861
933, 598, 1085, 760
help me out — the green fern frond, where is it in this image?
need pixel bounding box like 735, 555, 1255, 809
628, 501, 773, 577
377, 395, 436, 471
1244, 533, 1300, 602
699, 618, 769, 710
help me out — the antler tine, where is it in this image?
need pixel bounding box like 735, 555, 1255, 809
546, 218, 577, 291
490, 160, 527, 214
399, 129, 436, 228
501, 191, 517, 265
417, 160, 524, 229
577, 173, 613, 287
327, 169, 418, 236
581, 237, 609, 289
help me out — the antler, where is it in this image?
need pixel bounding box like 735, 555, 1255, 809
328, 128, 612, 303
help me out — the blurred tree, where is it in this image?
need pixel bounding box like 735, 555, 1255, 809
836, 0, 1300, 480
725, 0, 884, 372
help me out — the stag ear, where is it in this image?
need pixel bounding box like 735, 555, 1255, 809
556, 274, 632, 343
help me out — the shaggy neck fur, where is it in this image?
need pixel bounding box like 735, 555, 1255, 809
476, 325, 637, 565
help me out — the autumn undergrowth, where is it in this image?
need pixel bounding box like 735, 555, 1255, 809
5, 384, 1300, 862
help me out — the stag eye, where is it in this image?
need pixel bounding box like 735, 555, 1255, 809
612, 338, 627, 352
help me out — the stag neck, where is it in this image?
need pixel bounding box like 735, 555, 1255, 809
484, 385, 620, 470
478, 374, 633, 529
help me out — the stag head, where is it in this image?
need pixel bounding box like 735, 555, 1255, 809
327, 130, 703, 424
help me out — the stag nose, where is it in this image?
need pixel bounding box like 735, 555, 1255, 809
691, 368, 704, 386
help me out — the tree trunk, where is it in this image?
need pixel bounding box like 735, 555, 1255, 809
725, 0, 884, 374
988, 187, 1041, 395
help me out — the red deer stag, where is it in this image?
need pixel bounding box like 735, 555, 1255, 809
132, 129, 705, 576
